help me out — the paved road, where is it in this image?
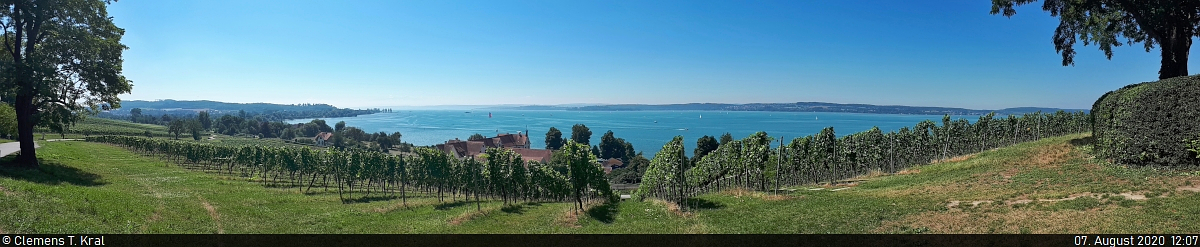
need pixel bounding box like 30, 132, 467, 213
0, 139, 78, 157
0, 141, 39, 157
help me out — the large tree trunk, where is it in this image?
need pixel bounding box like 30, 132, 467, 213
15, 93, 37, 168
1157, 25, 1193, 80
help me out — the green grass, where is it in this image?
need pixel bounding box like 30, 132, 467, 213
2, 133, 1200, 233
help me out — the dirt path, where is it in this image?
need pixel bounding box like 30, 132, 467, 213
198, 196, 224, 234
946, 191, 1152, 209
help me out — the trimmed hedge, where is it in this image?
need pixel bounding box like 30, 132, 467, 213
1092, 75, 1200, 166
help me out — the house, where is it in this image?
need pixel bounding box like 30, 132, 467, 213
492, 133, 530, 149
511, 148, 553, 163
435, 138, 488, 159
314, 132, 333, 147
599, 158, 624, 174
436, 132, 547, 163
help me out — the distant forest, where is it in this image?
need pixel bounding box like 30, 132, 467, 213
93, 100, 391, 146
100, 100, 385, 122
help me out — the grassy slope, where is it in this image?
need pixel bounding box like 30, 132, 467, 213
1, 133, 1199, 234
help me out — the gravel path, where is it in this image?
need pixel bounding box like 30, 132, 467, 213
0, 139, 78, 157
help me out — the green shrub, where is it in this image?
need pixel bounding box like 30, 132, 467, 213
1092, 75, 1200, 166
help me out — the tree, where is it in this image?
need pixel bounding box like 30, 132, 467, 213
0, 103, 15, 139
694, 135, 719, 161
130, 108, 142, 121
311, 119, 333, 133
331, 132, 346, 150
468, 133, 486, 141
719, 132, 734, 146
991, 0, 1200, 79
335, 121, 346, 132
198, 111, 211, 130
571, 124, 592, 145
545, 127, 564, 150
281, 127, 296, 140
168, 119, 185, 140
258, 121, 274, 138
375, 131, 393, 151
187, 120, 202, 140
598, 130, 627, 160
389, 131, 402, 142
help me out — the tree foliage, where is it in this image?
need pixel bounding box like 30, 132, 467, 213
991, 0, 1200, 79
468, 133, 486, 141
87, 135, 608, 208
0, 102, 14, 138
636, 111, 1092, 210
693, 135, 719, 162
1, 0, 133, 166
545, 127, 563, 150
570, 124, 592, 145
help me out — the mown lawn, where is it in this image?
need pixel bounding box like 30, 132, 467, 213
1, 133, 1198, 233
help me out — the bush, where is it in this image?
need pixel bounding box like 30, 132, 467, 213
1092, 75, 1200, 166
293, 138, 315, 145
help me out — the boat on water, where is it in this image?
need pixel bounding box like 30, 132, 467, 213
700, 114, 702, 119
465, 111, 471, 113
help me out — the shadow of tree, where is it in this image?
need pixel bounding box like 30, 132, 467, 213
433, 200, 469, 210
586, 202, 620, 224
0, 157, 105, 186
341, 195, 397, 204
683, 197, 724, 210
501, 204, 526, 214
1070, 136, 1095, 147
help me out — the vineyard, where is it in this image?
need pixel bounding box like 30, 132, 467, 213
38, 118, 172, 138
18, 109, 1200, 233
83, 110, 1092, 213
84, 135, 616, 210
637, 111, 1092, 209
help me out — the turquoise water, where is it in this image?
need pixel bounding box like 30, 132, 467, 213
287, 110, 970, 157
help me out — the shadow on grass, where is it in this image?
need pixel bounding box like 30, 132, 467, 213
501, 204, 526, 214
683, 197, 724, 210
586, 202, 620, 224
0, 156, 105, 186
1070, 136, 1095, 147
341, 195, 398, 204
434, 200, 469, 210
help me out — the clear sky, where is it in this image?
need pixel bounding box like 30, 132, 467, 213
108, 0, 1198, 110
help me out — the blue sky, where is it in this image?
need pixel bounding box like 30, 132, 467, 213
109, 0, 1198, 110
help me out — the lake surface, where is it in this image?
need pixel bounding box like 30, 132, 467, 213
288, 110, 971, 157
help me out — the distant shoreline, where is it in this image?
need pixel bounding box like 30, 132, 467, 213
478, 102, 1088, 116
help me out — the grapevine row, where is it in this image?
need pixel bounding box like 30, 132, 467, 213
86, 136, 613, 208
637, 111, 1091, 209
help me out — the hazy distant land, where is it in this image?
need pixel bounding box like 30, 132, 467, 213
485, 102, 1087, 115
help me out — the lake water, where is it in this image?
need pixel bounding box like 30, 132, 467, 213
287, 110, 971, 157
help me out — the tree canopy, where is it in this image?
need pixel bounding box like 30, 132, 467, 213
468, 133, 486, 141
598, 130, 629, 160
694, 135, 719, 162
1, 0, 132, 166
570, 124, 592, 145
991, 0, 1200, 79
545, 127, 563, 150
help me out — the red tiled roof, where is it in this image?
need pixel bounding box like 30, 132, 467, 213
314, 132, 333, 141
510, 148, 552, 163
603, 158, 623, 167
